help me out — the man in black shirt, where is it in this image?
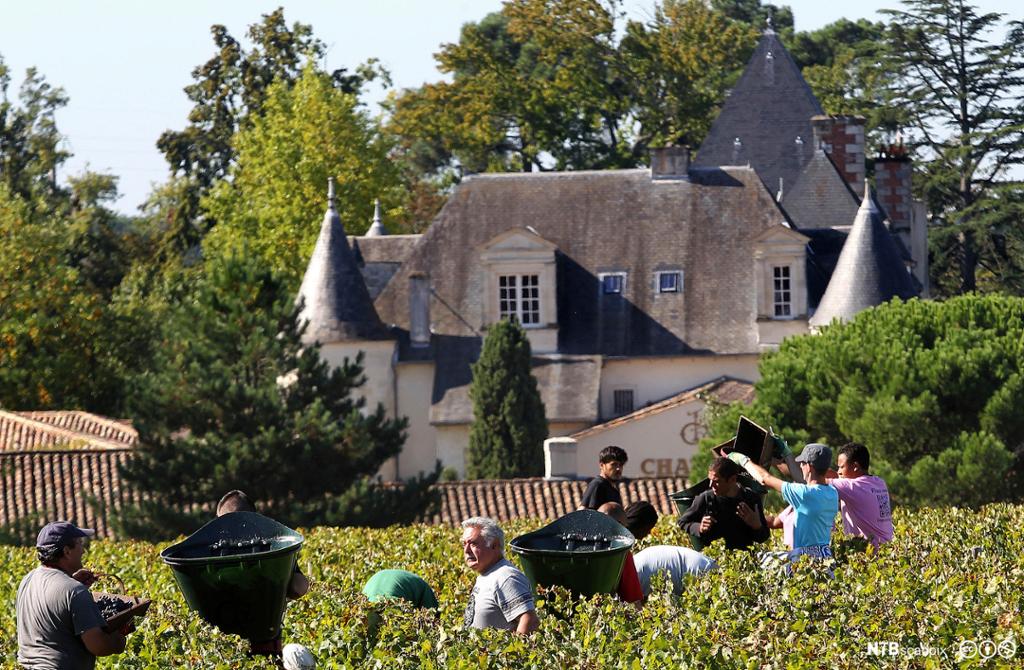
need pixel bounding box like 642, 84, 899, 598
678, 457, 769, 550
579, 446, 628, 510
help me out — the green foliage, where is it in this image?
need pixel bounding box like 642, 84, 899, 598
708, 294, 1024, 506
3, 506, 1024, 668
155, 8, 387, 257
0, 185, 123, 411
388, 0, 760, 177
466, 319, 548, 479
620, 0, 758, 150
202, 64, 400, 288
882, 0, 1024, 295
117, 248, 409, 538
0, 54, 69, 206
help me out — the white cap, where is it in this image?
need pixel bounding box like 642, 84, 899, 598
282, 643, 316, 670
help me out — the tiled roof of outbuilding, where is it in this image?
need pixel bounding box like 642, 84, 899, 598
429, 349, 602, 425
569, 377, 754, 441
426, 476, 688, 525
0, 411, 137, 452
693, 29, 824, 197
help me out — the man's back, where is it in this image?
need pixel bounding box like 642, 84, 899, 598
17, 566, 104, 670
633, 546, 716, 596
363, 569, 438, 609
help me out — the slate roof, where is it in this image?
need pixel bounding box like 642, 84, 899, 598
694, 28, 824, 198
373, 167, 787, 357
780, 149, 859, 230
429, 349, 602, 425
352, 235, 422, 299
809, 187, 919, 327
425, 476, 688, 525
0, 411, 137, 452
296, 183, 391, 343
569, 377, 754, 441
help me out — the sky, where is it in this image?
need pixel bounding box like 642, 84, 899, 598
0, 0, 1019, 215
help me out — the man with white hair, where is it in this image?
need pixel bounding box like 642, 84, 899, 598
460, 517, 539, 634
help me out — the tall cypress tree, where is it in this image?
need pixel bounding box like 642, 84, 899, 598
466, 318, 548, 479
117, 248, 410, 538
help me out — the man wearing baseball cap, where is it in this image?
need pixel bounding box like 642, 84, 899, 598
16, 521, 130, 669
730, 443, 839, 566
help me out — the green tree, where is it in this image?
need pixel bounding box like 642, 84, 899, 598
389, 0, 627, 175
0, 54, 69, 207
466, 318, 548, 479
705, 294, 1024, 506
202, 64, 400, 287
0, 185, 121, 411
620, 0, 758, 150
117, 248, 410, 538
155, 8, 386, 256
882, 0, 1024, 295
389, 0, 762, 178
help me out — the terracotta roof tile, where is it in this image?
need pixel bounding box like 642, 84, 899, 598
426, 477, 688, 525
0, 411, 137, 452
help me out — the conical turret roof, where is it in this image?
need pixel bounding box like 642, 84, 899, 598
694, 27, 823, 196
365, 198, 388, 237
809, 186, 919, 327
296, 180, 390, 343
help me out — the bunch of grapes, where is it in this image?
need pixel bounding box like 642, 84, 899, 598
95, 595, 131, 620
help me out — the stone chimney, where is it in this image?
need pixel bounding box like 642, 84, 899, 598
811, 115, 866, 194
409, 272, 431, 347
650, 146, 690, 180
544, 437, 578, 479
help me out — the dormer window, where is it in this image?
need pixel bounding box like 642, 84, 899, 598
479, 228, 559, 352
657, 271, 681, 293
601, 272, 626, 294
499, 274, 540, 325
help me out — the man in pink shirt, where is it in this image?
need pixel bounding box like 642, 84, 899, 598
827, 443, 893, 546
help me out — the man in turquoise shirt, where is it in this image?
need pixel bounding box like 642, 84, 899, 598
730, 443, 839, 564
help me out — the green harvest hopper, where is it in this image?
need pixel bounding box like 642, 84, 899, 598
160, 511, 303, 645
509, 510, 635, 597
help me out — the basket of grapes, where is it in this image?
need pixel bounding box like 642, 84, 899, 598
92, 573, 151, 633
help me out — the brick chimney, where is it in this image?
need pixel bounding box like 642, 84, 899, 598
650, 146, 690, 180
873, 142, 913, 238
811, 115, 866, 194
873, 141, 929, 295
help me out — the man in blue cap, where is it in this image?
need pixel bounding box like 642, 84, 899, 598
16, 521, 131, 669
730, 443, 839, 565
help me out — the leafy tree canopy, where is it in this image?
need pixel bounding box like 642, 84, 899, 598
0, 55, 68, 208
882, 0, 1024, 295
704, 294, 1024, 507
202, 63, 401, 288
154, 8, 388, 257
388, 0, 760, 177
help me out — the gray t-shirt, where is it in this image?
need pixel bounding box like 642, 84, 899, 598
633, 545, 717, 596
463, 558, 535, 631
17, 566, 106, 670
